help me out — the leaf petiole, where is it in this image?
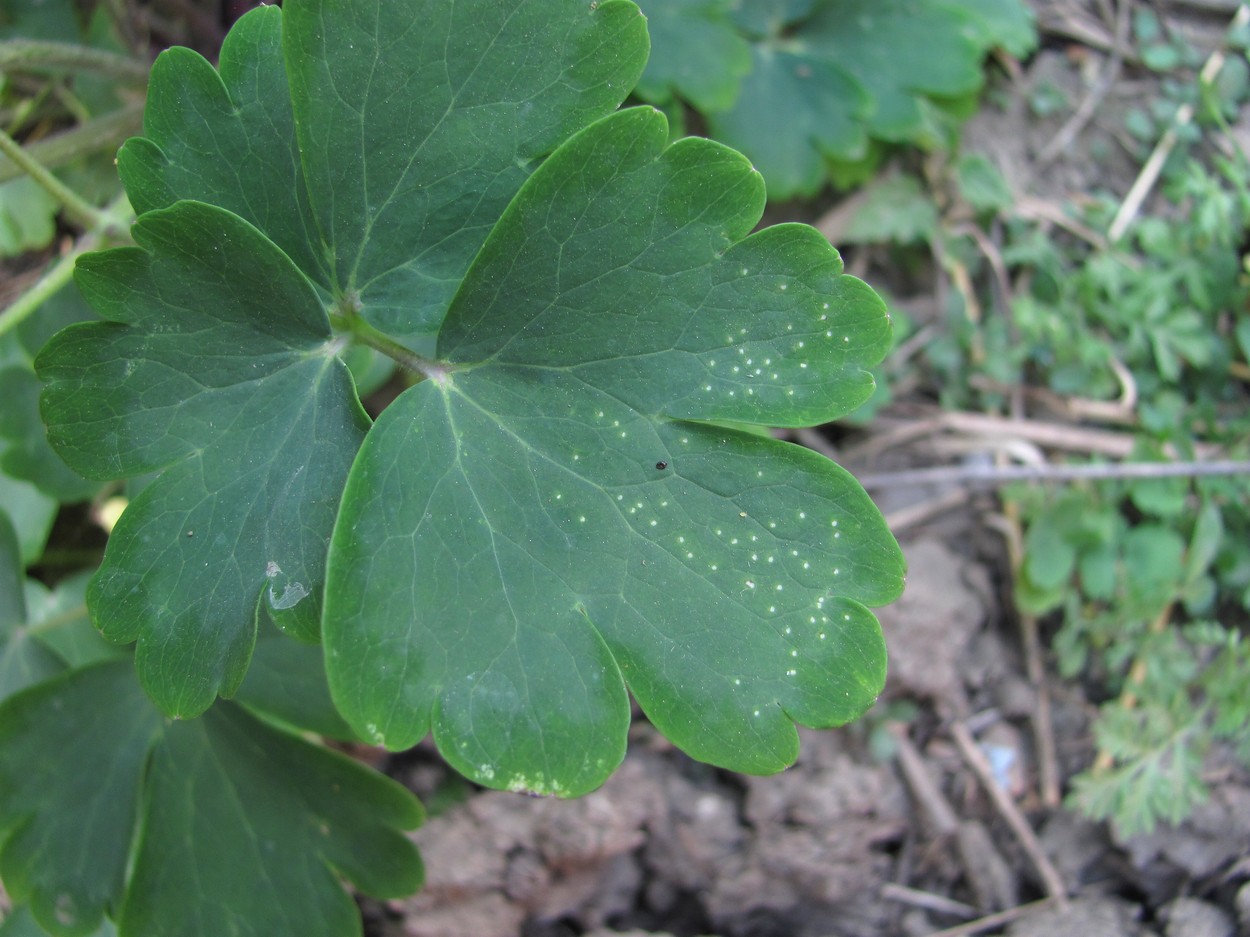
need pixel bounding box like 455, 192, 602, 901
329, 307, 455, 384
0, 127, 128, 236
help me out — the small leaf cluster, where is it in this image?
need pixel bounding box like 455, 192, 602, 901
829, 15, 1250, 836
0, 2, 904, 934
632, 0, 1036, 198
1011, 475, 1250, 836
0, 0, 139, 255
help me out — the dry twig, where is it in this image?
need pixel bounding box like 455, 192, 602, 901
925, 898, 1060, 937
950, 722, 1069, 906
1109, 4, 1250, 240
860, 458, 1250, 490
1035, 0, 1135, 168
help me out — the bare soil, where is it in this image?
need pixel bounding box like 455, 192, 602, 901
364, 3, 1250, 936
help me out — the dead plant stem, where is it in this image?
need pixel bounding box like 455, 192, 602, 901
950, 721, 1069, 906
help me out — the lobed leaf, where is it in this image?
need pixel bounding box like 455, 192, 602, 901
0, 662, 423, 937
40, 0, 650, 719
0, 664, 161, 937
119, 701, 422, 937
38, 202, 369, 716
632, 0, 751, 112
282, 0, 649, 342
688, 0, 1036, 198
324, 108, 903, 795
0, 283, 100, 503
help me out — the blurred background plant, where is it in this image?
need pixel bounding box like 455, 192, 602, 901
819, 1, 1250, 836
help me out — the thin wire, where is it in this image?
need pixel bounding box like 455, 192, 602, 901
858, 460, 1250, 490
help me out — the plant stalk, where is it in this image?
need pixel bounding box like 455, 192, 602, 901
0, 101, 145, 186
330, 310, 452, 382
0, 39, 150, 81
0, 191, 132, 339
0, 126, 123, 234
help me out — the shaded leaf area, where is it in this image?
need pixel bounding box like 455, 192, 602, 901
634, 0, 1036, 198
324, 108, 904, 796
0, 283, 100, 503
0, 512, 60, 701
119, 0, 649, 346
40, 0, 648, 720
0, 512, 117, 704
631, 0, 751, 112
0, 661, 423, 937
38, 202, 369, 716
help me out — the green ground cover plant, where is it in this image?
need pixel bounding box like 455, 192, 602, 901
632, 0, 1037, 198
0, 2, 903, 934
839, 8, 1250, 835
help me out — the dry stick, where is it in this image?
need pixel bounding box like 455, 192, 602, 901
891, 723, 960, 834
950, 722, 1069, 906
883, 487, 972, 532
881, 883, 978, 920
859, 458, 1250, 490
1109, 4, 1250, 241
925, 898, 1059, 937
940, 409, 1223, 459
993, 503, 1063, 809
892, 725, 1021, 913
1034, 0, 1134, 168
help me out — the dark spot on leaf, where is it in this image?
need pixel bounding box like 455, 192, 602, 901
655, 461, 668, 470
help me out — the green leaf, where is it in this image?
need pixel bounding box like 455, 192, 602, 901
43, 0, 650, 719
324, 108, 903, 795
0, 0, 86, 41
944, 0, 1037, 58
119, 702, 422, 937
0, 177, 57, 257
235, 622, 359, 741
0, 664, 160, 937
0, 662, 423, 937
954, 153, 1014, 214
632, 0, 752, 112
282, 0, 649, 342
798, 0, 984, 142
0, 472, 54, 566
1123, 524, 1186, 601
1023, 513, 1077, 592
116, 6, 327, 291
704, 0, 994, 197
843, 173, 940, 244
0, 283, 100, 503
708, 43, 869, 198
730, 0, 819, 38
38, 202, 370, 717
0, 511, 62, 703
120, 1, 648, 345
20, 573, 121, 671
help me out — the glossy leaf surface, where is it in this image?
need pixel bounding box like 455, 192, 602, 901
39, 202, 368, 715
324, 108, 904, 795
40, 0, 648, 718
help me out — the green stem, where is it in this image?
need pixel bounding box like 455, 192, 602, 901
25, 602, 91, 636
0, 101, 145, 186
0, 126, 119, 233
330, 310, 452, 382
0, 191, 133, 339
0, 39, 151, 82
